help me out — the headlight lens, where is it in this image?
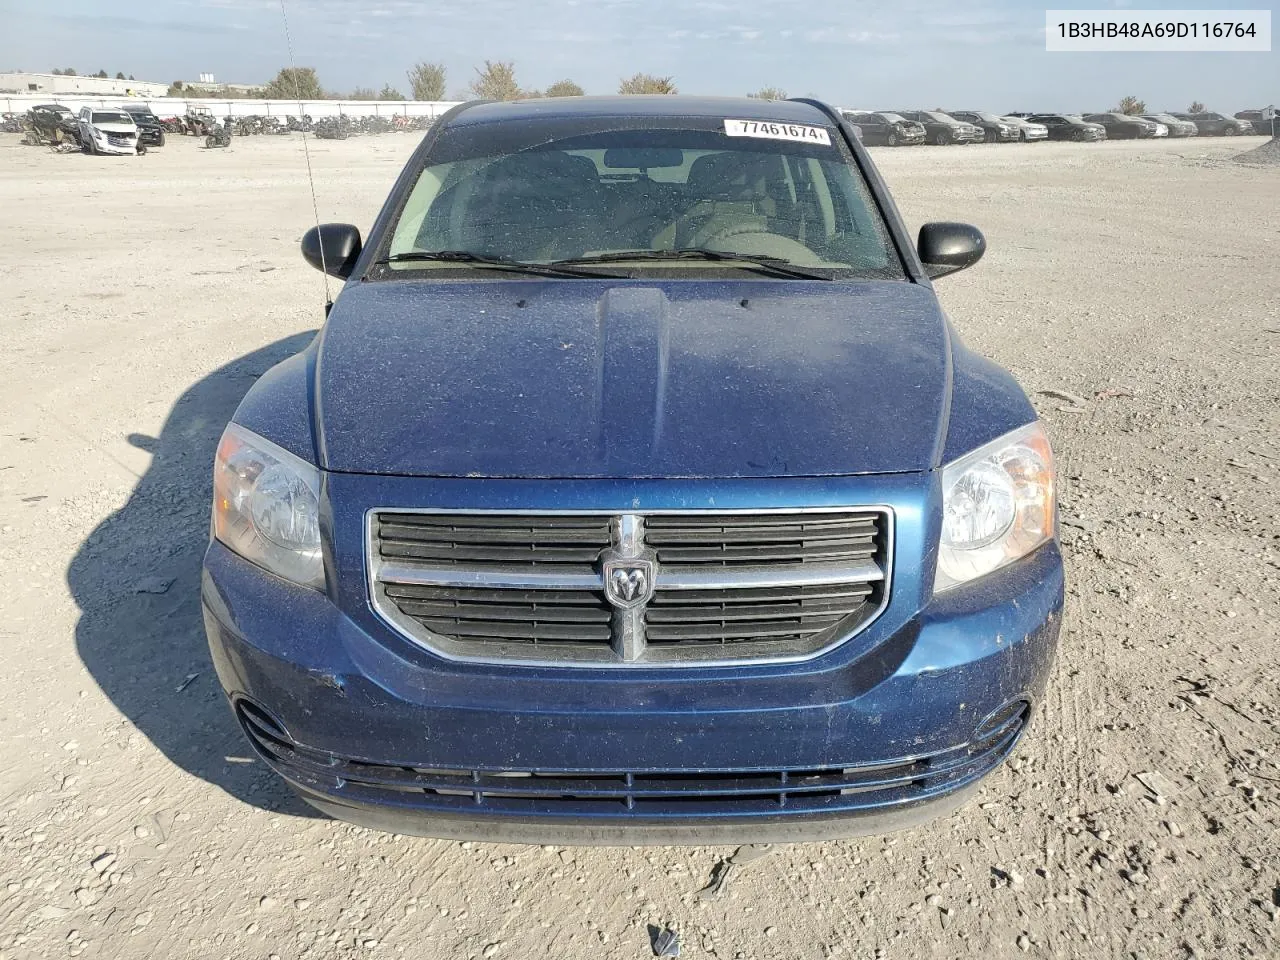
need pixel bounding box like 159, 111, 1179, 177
212, 423, 324, 588
935, 421, 1056, 592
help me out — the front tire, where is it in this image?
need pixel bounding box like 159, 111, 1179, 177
933, 131, 950, 146
156, 132, 166, 148
1222, 126, 1237, 136
887, 131, 897, 146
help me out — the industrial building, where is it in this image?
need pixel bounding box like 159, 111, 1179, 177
0, 72, 169, 98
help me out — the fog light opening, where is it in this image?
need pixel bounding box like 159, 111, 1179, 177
972, 699, 1031, 748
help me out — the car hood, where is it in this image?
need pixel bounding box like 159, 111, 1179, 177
315, 279, 951, 479
90, 122, 136, 134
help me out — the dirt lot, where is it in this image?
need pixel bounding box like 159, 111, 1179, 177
1, 130, 1277, 960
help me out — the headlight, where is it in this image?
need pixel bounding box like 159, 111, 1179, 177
935, 421, 1056, 593
212, 423, 324, 588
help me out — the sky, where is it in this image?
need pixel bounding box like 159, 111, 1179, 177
1, 0, 1273, 111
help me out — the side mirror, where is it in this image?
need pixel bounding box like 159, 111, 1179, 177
301, 223, 362, 279
917, 222, 985, 279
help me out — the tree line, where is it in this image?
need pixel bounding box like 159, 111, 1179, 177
50, 68, 136, 80
1108, 96, 1211, 115
217, 64, 803, 102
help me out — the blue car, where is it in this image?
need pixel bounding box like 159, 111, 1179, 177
202, 96, 1064, 844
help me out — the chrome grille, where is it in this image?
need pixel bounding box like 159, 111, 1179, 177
369, 509, 892, 667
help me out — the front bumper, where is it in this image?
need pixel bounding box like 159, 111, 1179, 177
93, 137, 138, 155
203, 470, 1063, 844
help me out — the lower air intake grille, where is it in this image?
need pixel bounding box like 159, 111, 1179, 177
237, 700, 1027, 818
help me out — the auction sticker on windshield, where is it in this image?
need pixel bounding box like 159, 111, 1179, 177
724, 119, 832, 145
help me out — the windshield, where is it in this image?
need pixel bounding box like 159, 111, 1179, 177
878, 113, 907, 123
382, 117, 903, 279
91, 112, 132, 125
922, 112, 955, 122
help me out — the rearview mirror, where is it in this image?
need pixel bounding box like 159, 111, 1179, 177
302, 223, 363, 279
917, 222, 985, 279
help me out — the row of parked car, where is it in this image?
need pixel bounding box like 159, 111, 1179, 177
13, 101, 164, 153
839, 108, 1271, 145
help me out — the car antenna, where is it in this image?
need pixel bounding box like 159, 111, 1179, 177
277, 0, 333, 312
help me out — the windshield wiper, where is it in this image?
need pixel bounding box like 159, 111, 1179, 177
550, 249, 835, 281
376, 251, 624, 279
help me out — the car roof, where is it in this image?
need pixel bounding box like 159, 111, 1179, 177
445, 95, 835, 127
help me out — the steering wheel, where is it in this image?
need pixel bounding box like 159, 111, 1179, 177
700, 223, 776, 246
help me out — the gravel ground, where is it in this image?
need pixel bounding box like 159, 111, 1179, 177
0, 131, 1277, 960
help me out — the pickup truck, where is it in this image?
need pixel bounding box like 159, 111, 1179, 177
202, 95, 1064, 844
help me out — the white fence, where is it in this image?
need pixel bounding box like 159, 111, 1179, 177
2, 95, 461, 119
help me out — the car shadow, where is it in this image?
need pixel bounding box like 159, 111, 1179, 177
67, 331, 320, 816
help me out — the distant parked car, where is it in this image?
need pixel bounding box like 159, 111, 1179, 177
840, 111, 925, 146
999, 116, 1049, 142
1083, 114, 1160, 139
1233, 110, 1275, 136
894, 110, 985, 145
1141, 114, 1198, 137
1027, 115, 1106, 142
1171, 112, 1253, 136
948, 111, 1019, 143
119, 104, 165, 147
76, 107, 142, 155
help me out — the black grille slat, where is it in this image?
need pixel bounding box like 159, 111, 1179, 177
650, 583, 872, 604
379, 541, 604, 564
379, 522, 608, 545
645, 618, 846, 643
655, 542, 877, 565
416, 618, 611, 642
645, 595, 867, 623
644, 515, 877, 530
384, 583, 606, 605
381, 513, 607, 530
398, 600, 611, 624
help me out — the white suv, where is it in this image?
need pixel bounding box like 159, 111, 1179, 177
77, 108, 141, 156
